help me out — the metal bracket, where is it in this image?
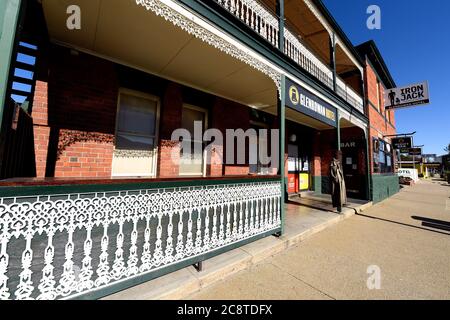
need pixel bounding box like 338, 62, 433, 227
273, 231, 282, 238
193, 261, 203, 272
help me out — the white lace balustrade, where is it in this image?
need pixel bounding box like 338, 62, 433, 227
0, 180, 281, 300
214, 0, 279, 47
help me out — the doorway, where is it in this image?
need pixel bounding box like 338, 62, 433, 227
287, 143, 311, 194
112, 89, 160, 177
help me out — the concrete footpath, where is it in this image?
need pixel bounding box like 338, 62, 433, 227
187, 180, 450, 300
105, 194, 370, 300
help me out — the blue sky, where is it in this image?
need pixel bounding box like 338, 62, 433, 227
323, 0, 450, 156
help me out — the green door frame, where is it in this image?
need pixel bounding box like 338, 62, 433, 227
0, 0, 24, 173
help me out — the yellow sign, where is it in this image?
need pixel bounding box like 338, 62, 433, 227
300, 173, 309, 190
289, 85, 300, 106
325, 109, 336, 122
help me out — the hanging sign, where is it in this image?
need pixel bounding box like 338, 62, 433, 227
392, 137, 412, 150
385, 81, 430, 110
408, 148, 422, 156
286, 78, 337, 127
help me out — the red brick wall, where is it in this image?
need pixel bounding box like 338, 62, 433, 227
158, 82, 183, 178
312, 131, 321, 177
54, 130, 115, 178
31, 45, 282, 179
31, 46, 118, 178
211, 97, 251, 176
319, 129, 337, 177
32, 81, 50, 177
364, 62, 397, 174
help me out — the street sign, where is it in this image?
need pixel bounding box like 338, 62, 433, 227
408, 147, 422, 156
392, 137, 412, 150
385, 81, 430, 110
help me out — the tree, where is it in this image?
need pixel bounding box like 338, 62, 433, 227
445, 143, 450, 154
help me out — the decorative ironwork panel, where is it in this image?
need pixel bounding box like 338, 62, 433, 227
0, 180, 281, 300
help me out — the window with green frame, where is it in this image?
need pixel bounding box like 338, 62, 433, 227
373, 138, 393, 174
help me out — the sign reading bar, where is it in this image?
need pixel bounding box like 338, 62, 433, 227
392, 137, 412, 150
285, 78, 337, 128
385, 81, 430, 110
408, 148, 422, 156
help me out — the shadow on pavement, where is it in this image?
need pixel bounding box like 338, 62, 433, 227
412, 216, 450, 227
356, 213, 450, 236
412, 216, 450, 232
286, 199, 337, 213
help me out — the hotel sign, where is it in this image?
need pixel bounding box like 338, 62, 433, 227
392, 137, 412, 150
286, 78, 337, 128
385, 82, 430, 110
408, 148, 422, 156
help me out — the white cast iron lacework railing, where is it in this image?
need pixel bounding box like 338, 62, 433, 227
0, 180, 281, 300
214, 0, 279, 47
213, 0, 364, 113
336, 76, 364, 114
284, 28, 334, 90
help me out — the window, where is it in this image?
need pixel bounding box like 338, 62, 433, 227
375, 80, 381, 112
179, 104, 207, 176
373, 138, 394, 174
112, 90, 159, 177
249, 122, 272, 175
372, 138, 380, 173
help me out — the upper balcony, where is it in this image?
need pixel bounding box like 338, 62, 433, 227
212, 0, 365, 114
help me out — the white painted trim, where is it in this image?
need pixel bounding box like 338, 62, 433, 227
180, 103, 209, 177
112, 88, 161, 178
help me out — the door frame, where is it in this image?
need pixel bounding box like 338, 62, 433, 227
179, 103, 208, 177
111, 88, 160, 177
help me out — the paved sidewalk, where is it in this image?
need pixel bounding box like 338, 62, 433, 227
188, 180, 450, 300
104, 194, 369, 300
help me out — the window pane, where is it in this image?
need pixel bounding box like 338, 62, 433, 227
116, 133, 154, 151
182, 107, 205, 136
118, 93, 157, 136
379, 151, 385, 164
179, 141, 203, 175
180, 106, 206, 176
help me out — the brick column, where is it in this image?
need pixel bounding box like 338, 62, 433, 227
32, 80, 50, 177
158, 82, 182, 178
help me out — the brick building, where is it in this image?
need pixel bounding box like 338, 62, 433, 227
356, 41, 399, 202
0, 0, 398, 299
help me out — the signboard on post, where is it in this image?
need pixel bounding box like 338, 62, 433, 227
385, 82, 430, 110
408, 148, 422, 156
398, 168, 419, 182
285, 77, 337, 128
392, 137, 412, 150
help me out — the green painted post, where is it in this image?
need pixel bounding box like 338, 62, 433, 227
366, 130, 373, 201
276, 0, 286, 235
336, 110, 341, 151
278, 75, 286, 235
0, 0, 23, 173
329, 33, 337, 92
276, 0, 284, 51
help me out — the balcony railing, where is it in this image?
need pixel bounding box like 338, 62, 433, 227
215, 0, 279, 47
214, 0, 364, 114
284, 28, 334, 90
336, 77, 364, 113
0, 177, 281, 300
